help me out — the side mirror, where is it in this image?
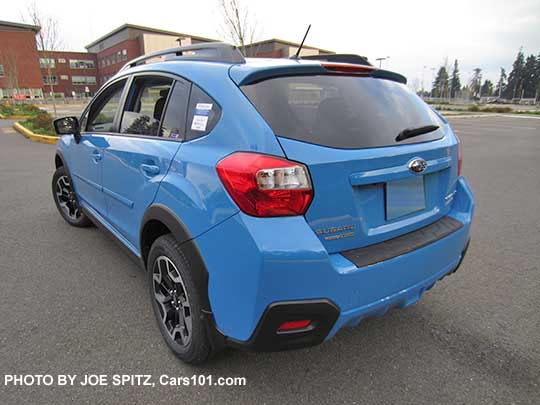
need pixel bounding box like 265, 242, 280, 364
54, 116, 81, 143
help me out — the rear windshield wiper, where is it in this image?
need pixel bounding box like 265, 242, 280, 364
396, 125, 439, 142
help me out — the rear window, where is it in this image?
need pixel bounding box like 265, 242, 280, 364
241, 75, 444, 149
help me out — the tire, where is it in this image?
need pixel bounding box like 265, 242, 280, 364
147, 234, 212, 364
52, 166, 92, 228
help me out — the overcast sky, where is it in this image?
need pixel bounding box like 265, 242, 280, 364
4, 0, 540, 88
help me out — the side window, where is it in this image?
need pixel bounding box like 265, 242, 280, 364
79, 109, 89, 132
86, 79, 127, 132
185, 85, 222, 141
160, 79, 191, 139
120, 76, 173, 136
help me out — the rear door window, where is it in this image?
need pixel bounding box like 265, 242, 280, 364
120, 76, 173, 136
241, 75, 444, 149
160, 78, 191, 140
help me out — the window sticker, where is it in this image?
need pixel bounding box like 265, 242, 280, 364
195, 103, 213, 117
191, 115, 209, 131
169, 132, 181, 139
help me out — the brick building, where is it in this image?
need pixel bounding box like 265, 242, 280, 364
85, 23, 218, 85
0, 20, 333, 100
244, 38, 334, 58
39, 50, 99, 96
0, 21, 43, 99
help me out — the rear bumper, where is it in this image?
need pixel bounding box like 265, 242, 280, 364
230, 239, 470, 352
196, 177, 474, 347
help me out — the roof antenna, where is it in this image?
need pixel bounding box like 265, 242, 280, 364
291, 24, 311, 59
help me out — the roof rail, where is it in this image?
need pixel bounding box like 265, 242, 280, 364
301, 54, 372, 66
119, 42, 245, 72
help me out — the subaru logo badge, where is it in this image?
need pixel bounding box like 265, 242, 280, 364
408, 158, 427, 174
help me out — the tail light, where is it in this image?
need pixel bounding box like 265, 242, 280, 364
322, 62, 376, 75
216, 152, 313, 217
457, 135, 463, 176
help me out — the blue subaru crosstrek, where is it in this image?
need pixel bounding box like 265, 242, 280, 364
52, 43, 474, 364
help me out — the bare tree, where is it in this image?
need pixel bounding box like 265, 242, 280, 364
24, 2, 64, 116
218, 0, 259, 56
0, 49, 20, 93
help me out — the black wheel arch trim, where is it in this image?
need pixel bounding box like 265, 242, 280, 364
140, 204, 227, 351
140, 204, 193, 254
55, 150, 67, 169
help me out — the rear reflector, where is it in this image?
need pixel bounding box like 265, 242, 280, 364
456, 134, 463, 176
277, 320, 312, 332
217, 152, 313, 217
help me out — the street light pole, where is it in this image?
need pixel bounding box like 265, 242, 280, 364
375, 56, 390, 68
421, 65, 427, 94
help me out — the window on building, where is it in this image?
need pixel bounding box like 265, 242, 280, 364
69, 59, 95, 69
122, 49, 128, 61
43, 75, 58, 85
60, 75, 69, 80
58, 58, 66, 63
119, 76, 173, 136
0, 64, 4, 77
72, 76, 97, 85
39, 58, 55, 69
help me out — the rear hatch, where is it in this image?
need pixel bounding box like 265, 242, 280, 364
240, 72, 459, 253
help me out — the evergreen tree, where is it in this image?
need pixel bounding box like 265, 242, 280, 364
480, 80, 494, 97
535, 53, 540, 101
450, 59, 461, 99
504, 48, 525, 99
494, 68, 507, 98
522, 54, 537, 98
432, 66, 449, 98
469, 68, 482, 98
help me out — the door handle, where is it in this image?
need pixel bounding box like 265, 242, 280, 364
140, 164, 160, 176
91, 150, 103, 163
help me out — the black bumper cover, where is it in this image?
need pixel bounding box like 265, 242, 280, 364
227, 299, 340, 352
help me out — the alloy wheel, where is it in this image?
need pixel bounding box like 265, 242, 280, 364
152, 256, 192, 346
55, 175, 81, 220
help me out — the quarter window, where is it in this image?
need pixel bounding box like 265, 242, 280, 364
185, 85, 221, 141
120, 76, 173, 136
86, 79, 127, 133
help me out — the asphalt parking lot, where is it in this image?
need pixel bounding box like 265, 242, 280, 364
0, 116, 539, 404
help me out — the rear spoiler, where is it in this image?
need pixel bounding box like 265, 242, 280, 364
231, 59, 407, 86
301, 54, 372, 66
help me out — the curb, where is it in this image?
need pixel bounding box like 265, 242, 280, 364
0, 114, 33, 120
13, 122, 58, 145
